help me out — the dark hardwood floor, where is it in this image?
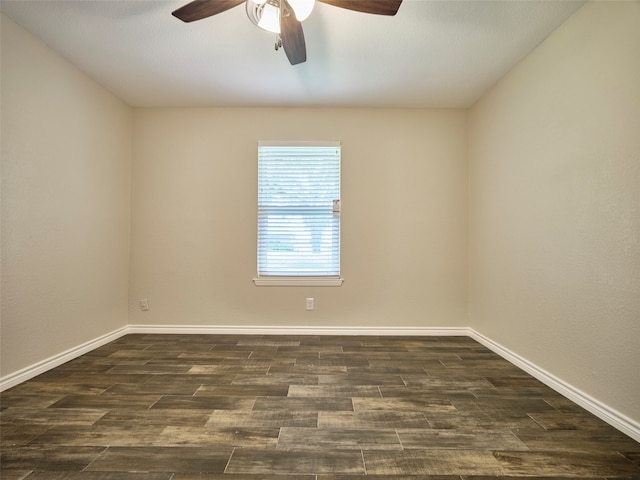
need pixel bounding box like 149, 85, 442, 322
1, 334, 639, 479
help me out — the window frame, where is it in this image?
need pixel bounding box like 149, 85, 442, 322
253, 140, 344, 287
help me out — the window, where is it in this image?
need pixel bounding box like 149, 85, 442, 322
254, 141, 343, 286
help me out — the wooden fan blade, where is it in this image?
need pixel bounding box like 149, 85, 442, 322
172, 0, 245, 22
281, 0, 307, 65
317, 0, 402, 15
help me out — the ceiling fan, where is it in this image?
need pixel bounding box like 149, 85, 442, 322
172, 0, 402, 65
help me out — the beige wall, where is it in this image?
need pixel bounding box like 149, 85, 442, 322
1, 15, 133, 376
128, 108, 468, 328
469, 1, 640, 423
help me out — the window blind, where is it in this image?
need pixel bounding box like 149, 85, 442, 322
257, 141, 341, 277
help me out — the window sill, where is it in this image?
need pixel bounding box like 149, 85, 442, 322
253, 277, 344, 287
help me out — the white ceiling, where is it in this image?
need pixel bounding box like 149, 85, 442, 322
1, 0, 585, 108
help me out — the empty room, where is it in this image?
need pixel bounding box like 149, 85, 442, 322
1, 0, 639, 478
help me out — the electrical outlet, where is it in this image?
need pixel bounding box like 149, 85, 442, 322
140, 299, 150, 311
306, 297, 314, 311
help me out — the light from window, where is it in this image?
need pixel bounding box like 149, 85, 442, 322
256, 141, 341, 284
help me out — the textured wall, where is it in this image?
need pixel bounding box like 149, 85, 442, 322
128, 108, 468, 328
469, 1, 640, 424
1, 15, 132, 376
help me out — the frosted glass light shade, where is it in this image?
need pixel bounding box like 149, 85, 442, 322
258, 3, 280, 33
246, 0, 315, 34
288, 0, 315, 21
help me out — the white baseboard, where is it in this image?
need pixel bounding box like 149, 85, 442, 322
126, 324, 470, 337
2, 323, 638, 443
468, 328, 640, 443
0, 326, 129, 392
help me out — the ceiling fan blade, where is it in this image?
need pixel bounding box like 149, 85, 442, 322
280, 0, 307, 65
172, 0, 245, 22
317, 0, 402, 15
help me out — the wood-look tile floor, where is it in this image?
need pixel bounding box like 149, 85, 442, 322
1, 334, 639, 479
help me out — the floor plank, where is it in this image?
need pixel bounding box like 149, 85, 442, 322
225, 448, 365, 474
85, 446, 232, 473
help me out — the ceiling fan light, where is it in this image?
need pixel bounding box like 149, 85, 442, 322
258, 3, 281, 33
288, 0, 315, 21
246, 0, 280, 34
